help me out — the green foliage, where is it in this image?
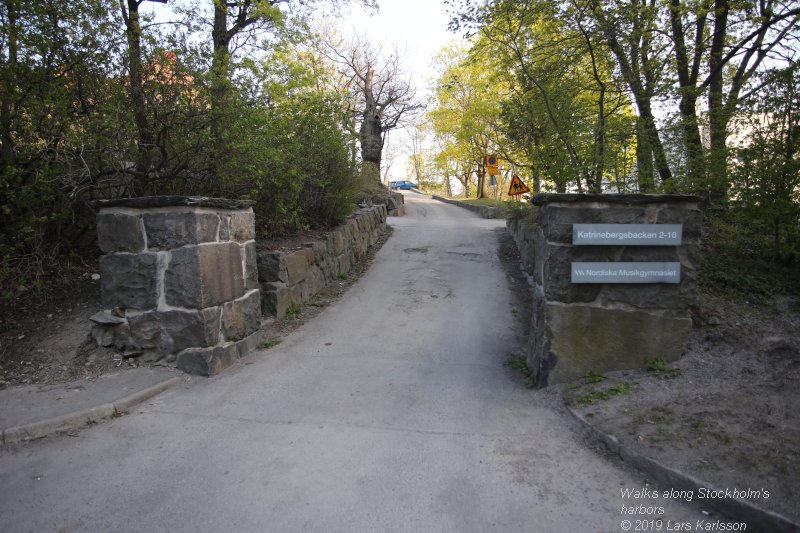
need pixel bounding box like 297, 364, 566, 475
258, 337, 282, 350
577, 381, 637, 405
285, 303, 302, 319
426, 43, 504, 198
584, 371, 607, 384
644, 358, 681, 379
700, 211, 800, 301
505, 203, 539, 230
431, 0, 637, 196
0, 0, 121, 297
217, 92, 358, 237
725, 66, 800, 266
700, 65, 800, 302
0, 0, 364, 296
505, 356, 537, 388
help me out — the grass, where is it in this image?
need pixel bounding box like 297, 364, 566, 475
584, 370, 607, 384
285, 303, 302, 319
459, 198, 506, 207
577, 381, 637, 405
505, 356, 537, 388
258, 337, 281, 350
633, 406, 676, 426
505, 202, 540, 230
645, 357, 681, 378
629, 406, 679, 443
688, 417, 733, 445
308, 297, 326, 308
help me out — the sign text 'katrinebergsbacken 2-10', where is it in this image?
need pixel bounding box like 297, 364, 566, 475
571, 223, 683, 284
573, 224, 683, 246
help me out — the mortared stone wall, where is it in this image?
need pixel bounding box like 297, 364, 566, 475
508, 194, 702, 386
91, 197, 260, 376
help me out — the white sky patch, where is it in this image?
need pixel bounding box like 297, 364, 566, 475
343, 0, 453, 98
341, 0, 461, 181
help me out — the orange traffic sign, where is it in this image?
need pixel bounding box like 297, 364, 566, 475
485, 155, 499, 176
508, 175, 530, 196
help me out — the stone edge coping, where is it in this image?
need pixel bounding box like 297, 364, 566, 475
92, 196, 255, 210
431, 195, 505, 219
1, 376, 183, 446
567, 406, 800, 533
530, 193, 702, 205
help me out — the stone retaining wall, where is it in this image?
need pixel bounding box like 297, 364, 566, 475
508, 194, 702, 386
258, 205, 387, 318
387, 192, 406, 216
432, 195, 505, 219
91, 197, 260, 376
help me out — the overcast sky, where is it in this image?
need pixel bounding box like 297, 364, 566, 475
341, 0, 462, 180
342, 0, 456, 93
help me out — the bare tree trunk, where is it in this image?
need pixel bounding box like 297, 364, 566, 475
579, 20, 606, 193
635, 116, 655, 192
477, 164, 490, 198
359, 66, 384, 176
445, 171, 453, 197
590, 0, 673, 190
706, 0, 730, 204
121, 0, 154, 192
0, 0, 18, 172
210, 3, 232, 180
669, 0, 708, 190
591, 83, 606, 193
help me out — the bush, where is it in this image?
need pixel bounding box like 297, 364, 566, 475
214, 94, 358, 238
699, 211, 800, 301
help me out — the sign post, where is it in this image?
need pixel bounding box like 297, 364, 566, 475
507, 175, 530, 197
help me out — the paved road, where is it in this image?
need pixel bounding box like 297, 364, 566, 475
0, 193, 706, 532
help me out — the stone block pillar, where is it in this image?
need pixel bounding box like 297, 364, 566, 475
507, 194, 702, 386
92, 196, 261, 376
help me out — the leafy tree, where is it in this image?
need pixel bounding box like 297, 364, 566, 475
449, 0, 800, 202
440, 0, 636, 194
728, 65, 800, 263
428, 43, 509, 198
583, 0, 673, 191
0, 0, 123, 293
405, 124, 427, 189
204, 20, 364, 235
0, 0, 377, 297
665, 0, 800, 201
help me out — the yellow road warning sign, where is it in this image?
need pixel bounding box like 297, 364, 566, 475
485, 155, 499, 176
508, 175, 530, 196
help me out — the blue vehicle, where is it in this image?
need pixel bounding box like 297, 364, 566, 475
389, 180, 417, 190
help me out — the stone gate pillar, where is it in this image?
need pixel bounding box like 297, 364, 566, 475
508, 194, 702, 386
91, 196, 261, 376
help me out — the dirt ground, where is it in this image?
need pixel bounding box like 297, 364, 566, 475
565, 293, 800, 523
0, 227, 391, 388
497, 229, 800, 524
0, 272, 122, 387
1, 226, 798, 526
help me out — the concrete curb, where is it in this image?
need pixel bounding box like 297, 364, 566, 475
431, 195, 505, 219
567, 406, 800, 533
1, 377, 183, 446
